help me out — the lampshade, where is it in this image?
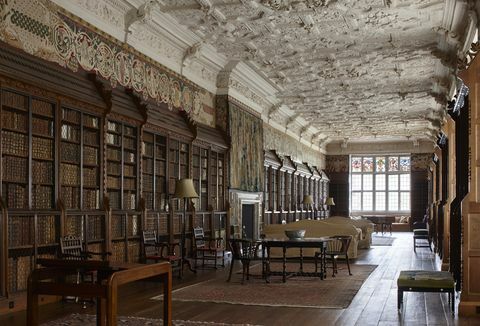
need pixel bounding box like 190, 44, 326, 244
325, 197, 335, 206
303, 195, 313, 205
174, 178, 199, 199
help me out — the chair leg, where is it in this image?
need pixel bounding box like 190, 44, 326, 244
246, 261, 250, 281
346, 254, 352, 276
241, 264, 247, 284
331, 255, 336, 277
227, 258, 235, 282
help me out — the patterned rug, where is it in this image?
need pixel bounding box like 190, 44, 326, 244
42, 313, 260, 326
152, 263, 377, 309
372, 234, 396, 246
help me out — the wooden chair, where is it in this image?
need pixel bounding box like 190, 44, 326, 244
59, 235, 110, 307
322, 235, 353, 277
142, 230, 182, 278
227, 238, 261, 284
192, 226, 225, 269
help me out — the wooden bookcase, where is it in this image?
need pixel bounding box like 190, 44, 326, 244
1, 90, 59, 294
106, 120, 138, 210
192, 145, 209, 212
60, 107, 101, 210
142, 131, 167, 211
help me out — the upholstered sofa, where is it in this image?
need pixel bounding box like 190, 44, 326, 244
262, 219, 362, 259
325, 216, 374, 249
392, 216, 411, 232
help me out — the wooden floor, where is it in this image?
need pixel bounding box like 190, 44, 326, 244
2, 232, 480, 325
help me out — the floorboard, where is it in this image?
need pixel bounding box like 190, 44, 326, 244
1, 232, 480, 325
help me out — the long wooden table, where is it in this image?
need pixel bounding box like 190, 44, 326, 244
27, 259, 172, 326
262, 237, 333, 283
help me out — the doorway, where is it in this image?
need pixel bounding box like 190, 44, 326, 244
242, 204, 255, 239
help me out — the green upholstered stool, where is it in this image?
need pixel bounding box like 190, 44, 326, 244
397, 270, 455, 316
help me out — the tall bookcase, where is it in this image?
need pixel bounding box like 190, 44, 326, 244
106, 120, 138, 210
60, 107, 101, 210
192, 145, 209, 211
168, 139, 189, 211
1, 90, 58, 293
142, 131, 167, 211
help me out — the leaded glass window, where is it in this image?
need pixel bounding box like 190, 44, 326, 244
350, 155, 410, 212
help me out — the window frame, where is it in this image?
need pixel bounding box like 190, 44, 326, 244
350, 154, 411, 214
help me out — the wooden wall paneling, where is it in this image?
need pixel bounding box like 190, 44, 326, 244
458, 55, 480, 314
0, 203, 6, 298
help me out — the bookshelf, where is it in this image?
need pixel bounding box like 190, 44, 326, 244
142, 131, 167, 211
192, 146, 209, 212
168, 139, 189, 211
1, 90, 58, 293
60, 107, 101, 210
106, 120, 138, 210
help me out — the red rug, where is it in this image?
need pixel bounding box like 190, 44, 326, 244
153, 263, 377, 309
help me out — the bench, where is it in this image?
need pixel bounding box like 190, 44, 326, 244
397, 270, 455, 316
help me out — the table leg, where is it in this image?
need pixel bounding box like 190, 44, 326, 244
27, 277, 38, 326
299, 248, 304, 273
106, 285, 118, 326
265, 246, 271, 283
97, 298, 106, 326
282, 246, 287, 283
163, 269, 172, 326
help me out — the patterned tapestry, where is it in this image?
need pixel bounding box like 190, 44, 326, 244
325, 155, 349, 173
229, 102, 263, 192
263, 124, 325, 168
0, 0, 207, 121
411, 153, 432, 171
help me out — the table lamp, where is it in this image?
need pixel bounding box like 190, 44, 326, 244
325, 197, 335, 217
303, 195, 313, 220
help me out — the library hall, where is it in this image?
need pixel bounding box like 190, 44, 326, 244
1, 0, 480, 325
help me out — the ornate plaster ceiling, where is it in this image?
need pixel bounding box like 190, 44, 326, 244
54, 0, 475, 148
154, 0, 471, 145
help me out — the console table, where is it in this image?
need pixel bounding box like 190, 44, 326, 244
27, 259, 172, 326
262, 237, 333, 283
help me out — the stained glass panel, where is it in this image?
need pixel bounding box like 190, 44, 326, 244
376, 157, 386, 172
400, 156, 410, 171
388, 157, 398, 171
351, 157, 362, 172
363, 157, 373, 172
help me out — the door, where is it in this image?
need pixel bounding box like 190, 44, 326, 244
242, 204, 255, 239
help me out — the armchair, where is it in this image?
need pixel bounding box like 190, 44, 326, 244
192, 226, 225, 269
142, 230, 182, 277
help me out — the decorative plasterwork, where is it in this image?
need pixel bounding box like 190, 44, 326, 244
155, 0, 467, 143
0, 0, 206, 119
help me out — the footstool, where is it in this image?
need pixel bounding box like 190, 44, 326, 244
397, 270, 455, 316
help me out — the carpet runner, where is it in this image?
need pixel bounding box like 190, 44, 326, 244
152, 263, 377, 309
